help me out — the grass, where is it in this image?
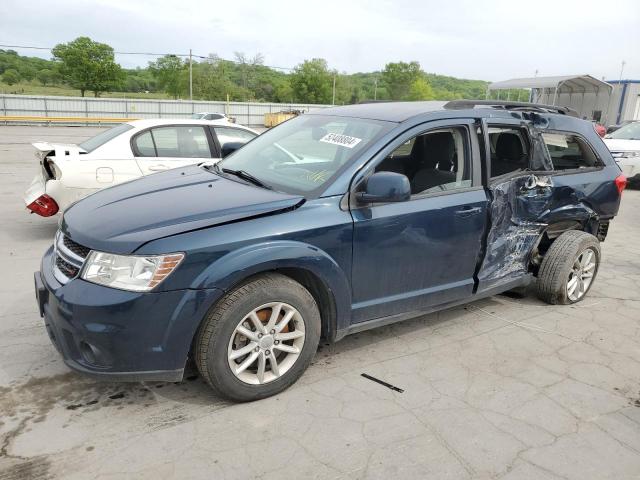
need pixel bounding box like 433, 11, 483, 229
0, 81, 171, 99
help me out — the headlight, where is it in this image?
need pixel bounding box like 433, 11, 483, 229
81, 251, 184, 292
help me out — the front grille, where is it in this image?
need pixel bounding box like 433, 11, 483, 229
55, 256, 79, 278
53, 231, 89, 284
62, 235, 90, 259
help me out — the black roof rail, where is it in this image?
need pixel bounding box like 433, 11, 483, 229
443, 100, 578, 117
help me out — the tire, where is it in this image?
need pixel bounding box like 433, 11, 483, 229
194, 273, 321, 402
536, 230, 600, 305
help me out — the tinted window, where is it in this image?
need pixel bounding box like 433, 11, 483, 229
133, 131, 155, 156
488, 127, 530, 178
79, 124, 133, 153
376, 128, 471, 195
135, 126, 211, 158
542, 133, 601, 170
213, 127, 256, 149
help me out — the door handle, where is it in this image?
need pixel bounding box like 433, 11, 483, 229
148, 164, 169, 171
454, 206, 482, 218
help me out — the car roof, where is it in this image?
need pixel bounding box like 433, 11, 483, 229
126, 118, 255, 131
309, 101, 448, 122
307, 100, 577, 124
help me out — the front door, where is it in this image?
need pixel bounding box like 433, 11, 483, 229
350, 120, 488, 323
132, 124, 216, 175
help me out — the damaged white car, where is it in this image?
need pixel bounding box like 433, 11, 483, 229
24, 119, 258, 216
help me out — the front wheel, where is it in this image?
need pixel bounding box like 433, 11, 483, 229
536, 230, 601, 305
195, 273, 321, 402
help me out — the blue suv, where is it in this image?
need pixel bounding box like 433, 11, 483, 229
35, 101, 627, 401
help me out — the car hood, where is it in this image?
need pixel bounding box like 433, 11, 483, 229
62, 165, 304, 254
603, 138, 640, 152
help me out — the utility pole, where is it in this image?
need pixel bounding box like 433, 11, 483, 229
618, 60, 626, 83
189, 49, 193, 101
332, 73, 336, 105
374, 78, 378, 100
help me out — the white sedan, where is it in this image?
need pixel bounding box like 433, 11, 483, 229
24, 119, 258, 216
603, 121, 640, 184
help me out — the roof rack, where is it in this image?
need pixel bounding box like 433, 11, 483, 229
443, 100, 578, 117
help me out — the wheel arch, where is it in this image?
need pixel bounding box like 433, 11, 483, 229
529, 201, 601, 273
190, 240, 351, 343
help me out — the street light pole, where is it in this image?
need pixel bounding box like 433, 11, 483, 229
374, 78, 378, 100
189, 49, 193, 101
332, 73, 336, 105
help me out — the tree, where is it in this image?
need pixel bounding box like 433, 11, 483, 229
381, 61, 421, 100
192, 60, 238, 100
290, 58, 332, 104
234, 52, 264, 99
149, 55, 186, 99
52, 37, 123, 97
407, 77, 434, 100
2, 69, 20, 86
36, 69, 54, 86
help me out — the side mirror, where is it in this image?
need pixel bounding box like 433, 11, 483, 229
356, 171, 411, 204
221, 142, 244, 158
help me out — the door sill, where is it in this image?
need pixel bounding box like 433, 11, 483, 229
336, 275, 533, 341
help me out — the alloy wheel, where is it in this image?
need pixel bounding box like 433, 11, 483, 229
227, 302, 305, 385
566, 247, 597, 301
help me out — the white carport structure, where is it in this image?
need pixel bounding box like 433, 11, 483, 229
487, 75, 613, 122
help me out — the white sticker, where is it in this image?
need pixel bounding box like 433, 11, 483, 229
319, 133, 362, 149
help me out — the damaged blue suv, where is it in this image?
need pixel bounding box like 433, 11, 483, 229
35, 100, 627, 401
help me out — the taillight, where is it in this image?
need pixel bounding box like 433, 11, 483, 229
27, 194, 59, 217
615, 174, 627, 195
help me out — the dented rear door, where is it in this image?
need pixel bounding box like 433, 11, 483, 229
476, 115, 616, 294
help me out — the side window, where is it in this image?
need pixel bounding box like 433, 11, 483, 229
213, 127, 256, 150
149, 126, 212, 158
376, 128, 471, 196
133, 131, 156, 157
541, 132, 602, 170
487, 127, 531, 178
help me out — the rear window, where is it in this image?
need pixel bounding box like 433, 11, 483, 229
79, 124, 133, 153
541, 133, 602, 170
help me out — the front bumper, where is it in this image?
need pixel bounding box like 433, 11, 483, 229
36, 247, 224, 382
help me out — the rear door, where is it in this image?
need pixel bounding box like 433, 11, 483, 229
476, 118, 555, 293
350, 119, 488, 322
132, 125, 217, 174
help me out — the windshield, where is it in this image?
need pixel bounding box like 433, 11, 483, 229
608, 122, 640, 140
216, 115, 391, 195
79, 124, 134, 152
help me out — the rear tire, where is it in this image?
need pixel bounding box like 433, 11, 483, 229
536, 230, 600, 305
195, 273, 321, 402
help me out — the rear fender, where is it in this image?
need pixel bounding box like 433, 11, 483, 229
190, 240, 352, 337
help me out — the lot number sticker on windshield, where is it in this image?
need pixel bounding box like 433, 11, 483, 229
319, 133, 362, 149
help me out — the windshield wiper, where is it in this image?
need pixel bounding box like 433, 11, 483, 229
222, 168, 272, 189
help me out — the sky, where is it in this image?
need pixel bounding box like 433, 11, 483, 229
1, 0, 638, 81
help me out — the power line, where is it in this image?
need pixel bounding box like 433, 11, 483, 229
0, 43, 296, 71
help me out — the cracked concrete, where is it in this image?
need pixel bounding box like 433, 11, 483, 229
1, 125, 639, 480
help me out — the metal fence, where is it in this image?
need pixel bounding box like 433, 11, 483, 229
0, 94, 332, 127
